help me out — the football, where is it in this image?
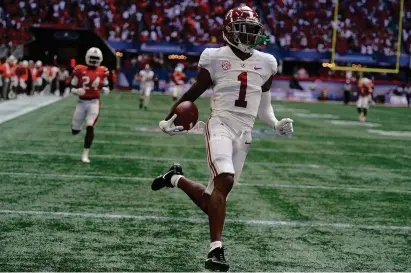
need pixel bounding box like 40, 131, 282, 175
174, 101, 199, 131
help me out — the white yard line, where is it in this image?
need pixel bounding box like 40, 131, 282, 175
1, 150, 409, 173
0, 209, 409, 231
0, 171, 409, 194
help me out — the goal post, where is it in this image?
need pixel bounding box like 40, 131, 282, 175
330, 0, 404, 74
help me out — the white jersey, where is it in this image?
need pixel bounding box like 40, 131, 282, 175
199, 46, 278, 129
139, 69, 154, 87
59, 69, 70, 81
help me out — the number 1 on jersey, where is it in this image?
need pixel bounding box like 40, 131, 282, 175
235, 72, 248, 108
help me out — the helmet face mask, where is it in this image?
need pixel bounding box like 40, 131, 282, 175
86, 47, 103, 67
87, 56, 102, 66
223, 6, 265, 54
229, 20, 263, 48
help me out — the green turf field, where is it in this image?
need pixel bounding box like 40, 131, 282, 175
0, 93, 410, 271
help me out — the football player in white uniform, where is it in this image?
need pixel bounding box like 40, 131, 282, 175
151, 5, 293, 272
357, 77, 374, 122
138, 64, 155, 110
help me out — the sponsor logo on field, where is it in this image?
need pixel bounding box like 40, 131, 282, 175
328, 120, 381, 127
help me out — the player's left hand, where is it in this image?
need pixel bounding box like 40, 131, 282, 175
71, 88, 86, 96
159, 114, 187, 135
102, 87, 110, 95
275, 118, 293, 136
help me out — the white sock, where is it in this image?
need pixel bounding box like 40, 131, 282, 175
210, 241, 222, 251
170, 174, 183, 187
83, 148, 89, 157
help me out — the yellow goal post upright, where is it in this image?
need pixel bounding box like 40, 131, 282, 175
330, 0, 404, 74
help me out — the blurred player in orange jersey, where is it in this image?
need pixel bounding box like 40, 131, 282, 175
357, 77, 374, 122
171, 65, 186, 101
14, 60, 30, 96
70, 47, 110, 163
0, 57, 5, 98
32, 61, 44, 94
1, 55, 17, 99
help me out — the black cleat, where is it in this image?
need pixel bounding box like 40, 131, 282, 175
205, 247, 229, 272
151, 163, 183, 191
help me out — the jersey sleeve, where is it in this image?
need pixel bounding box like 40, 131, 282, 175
198, 48, 212, 74
268, 54, 278, 76
262, 53, 278, 83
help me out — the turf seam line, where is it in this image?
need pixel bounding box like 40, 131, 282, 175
0, 150, 321, 168
1, 150, 409, 172
4, 138, 411, 158
0, 171, 409, 194
0, 209, 409, 231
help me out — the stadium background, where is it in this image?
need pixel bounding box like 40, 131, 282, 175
1, 0, 411, 103
0, 0, 410, 272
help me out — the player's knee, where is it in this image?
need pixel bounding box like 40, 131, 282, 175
213, 173, 234, 197
86, 126, 94, 134
72, 129, 81, 135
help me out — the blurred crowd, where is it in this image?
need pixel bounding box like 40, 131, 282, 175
261, 0, 411, 54
1, 0, 411, 54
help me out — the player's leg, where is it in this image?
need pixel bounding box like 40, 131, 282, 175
362, 98, 369, 122
143, 86, 151, 110
230, 130, 251, 192
139, 84, 144, 109
172, 85, 179, 101
151, 117, 233, 271
72, 101, 86, 135
357, 97, 364, 121
82, 100, 100, 163
361, 97, 369, 122
203, 118, 234, 272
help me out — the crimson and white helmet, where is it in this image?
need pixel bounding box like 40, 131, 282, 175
175, 66, 183, 73
22, 60, 29, 68
223, 5, 265, 54
85, 47, 103, 67
35, 60, 42, 67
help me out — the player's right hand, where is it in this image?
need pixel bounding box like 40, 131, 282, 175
71, 88, 86, 96
275, 118, 293, 136
159, 114, 187, 136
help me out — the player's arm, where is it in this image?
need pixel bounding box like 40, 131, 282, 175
159, 67, 212, 135
101, 68, 110, 95
165, 67, 212, 120
258, 76, 293, 136
70, 68, 86, 96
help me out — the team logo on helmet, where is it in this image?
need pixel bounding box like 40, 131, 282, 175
222, 61, 231, 70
